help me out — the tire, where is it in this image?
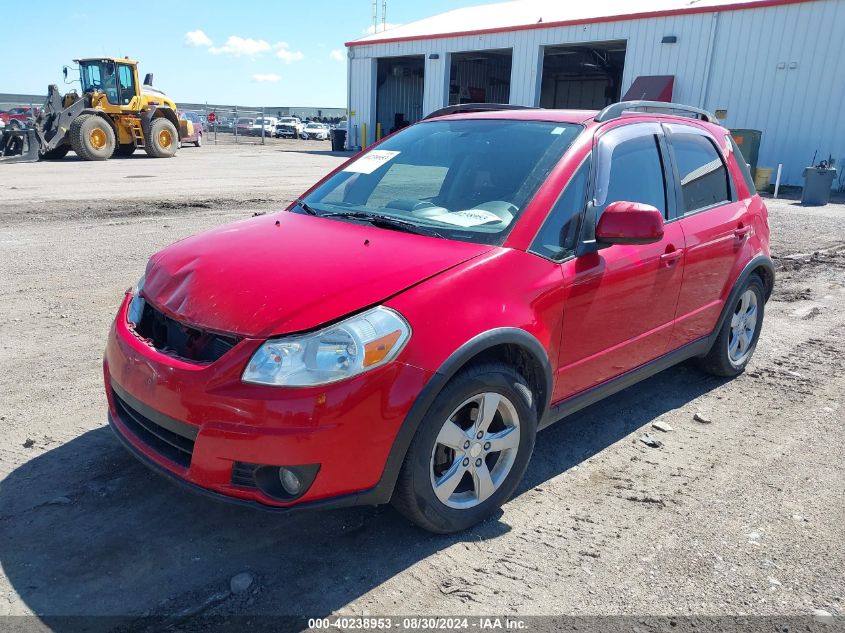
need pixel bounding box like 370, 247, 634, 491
195, 133, 202, 147
8, 119, 22, 130
42, 144, 70, 160
113, 143, 136, 158
696, 275, 765, 377
69, 114, 115, 161
392, 363, 538, 533
145, 117, 178, 158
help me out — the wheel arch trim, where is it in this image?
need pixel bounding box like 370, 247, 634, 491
711, 254, 774, 348
359, 327, 553, 506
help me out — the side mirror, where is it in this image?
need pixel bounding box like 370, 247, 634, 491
143, 73, 154, 86
595, 201, 664, 245
62, 66, 68, 80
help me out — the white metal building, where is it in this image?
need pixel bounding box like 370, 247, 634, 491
345, 0, 844, 187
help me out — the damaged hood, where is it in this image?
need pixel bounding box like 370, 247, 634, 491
143, 212, 491, 338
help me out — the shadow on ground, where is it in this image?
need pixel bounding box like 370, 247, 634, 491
0, 363, 724, 629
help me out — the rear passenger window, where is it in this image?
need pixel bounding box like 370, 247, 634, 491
530, 156, 591, 260
596, 135, 667, 218
671, 133, 731, 213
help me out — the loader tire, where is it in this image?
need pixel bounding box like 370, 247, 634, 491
114, 143, 136, 158
145, 118, 178, 158
70, 115, 115, 161
42, 145, 70, 160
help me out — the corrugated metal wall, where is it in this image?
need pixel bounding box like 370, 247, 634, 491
348, 0, 845, 186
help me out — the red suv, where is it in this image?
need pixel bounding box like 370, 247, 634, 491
104, 101, 773, 533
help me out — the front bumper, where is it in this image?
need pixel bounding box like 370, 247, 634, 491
104, 293, 432, 509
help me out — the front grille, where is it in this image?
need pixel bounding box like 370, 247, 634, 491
112, 389, 196, 469
231, 462, 259, 488
134, 301, 240, 363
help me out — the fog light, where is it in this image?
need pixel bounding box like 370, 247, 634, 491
278, 467, 302, 495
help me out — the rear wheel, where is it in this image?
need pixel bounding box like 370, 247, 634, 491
145, 118, 178, 158
114, 143, 136, 157
195, 133, 202, 147
696, 275, 765, 377
392, 363, 537, 533
69, 115, 115, 161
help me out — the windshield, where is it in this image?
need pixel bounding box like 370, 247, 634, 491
301, 118, 582, 245
79, 61, 119, 104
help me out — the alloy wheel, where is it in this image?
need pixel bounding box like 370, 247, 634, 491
429, 392, 521, 509
728, 289, 758, 364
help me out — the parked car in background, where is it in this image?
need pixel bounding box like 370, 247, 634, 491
251, 117, 278, 137
105, 101, 773, 533
275, 116, 303, 139
214, 117, 233, 132
235, 118, 254, 136
178, 111, 205, 147
301, 122, 330, 140
3, 106, 38, 129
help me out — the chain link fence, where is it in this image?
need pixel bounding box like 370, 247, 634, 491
178, 105, 345, 147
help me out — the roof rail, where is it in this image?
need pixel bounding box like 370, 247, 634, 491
595, 100, 717, 124
424, 103, 538, 120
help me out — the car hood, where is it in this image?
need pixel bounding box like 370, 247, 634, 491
142, 212, 492, 338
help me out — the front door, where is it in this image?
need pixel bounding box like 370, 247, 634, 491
554, 123, 685, 401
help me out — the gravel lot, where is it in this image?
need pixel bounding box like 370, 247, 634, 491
0, 143, 843, 626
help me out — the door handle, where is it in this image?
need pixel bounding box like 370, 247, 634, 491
734, 226, 752, 240
660, 249, 684, 266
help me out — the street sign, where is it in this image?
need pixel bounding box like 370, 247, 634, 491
207, 112, 217, 123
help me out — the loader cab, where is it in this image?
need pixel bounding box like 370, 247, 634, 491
77, 58, 140, 109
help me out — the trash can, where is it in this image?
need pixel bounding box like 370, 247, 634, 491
330, 128, 347, 152
730, 129, 762, 175
754, 166, 773, 191
801, 167, 837, 205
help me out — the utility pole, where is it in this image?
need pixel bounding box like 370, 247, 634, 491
372, 0, 377, 33
382, 0, 387, 31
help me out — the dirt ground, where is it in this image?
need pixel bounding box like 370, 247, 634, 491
0, 143, 843, 627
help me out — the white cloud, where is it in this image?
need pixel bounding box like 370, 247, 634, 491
252, 73, 281, 83
184, 29, 213, 47
275, 43, 305, 63
204, 35, 303, 62
364, 22, 401, 35
210, 36, 272, 57
330, 49, 346, 62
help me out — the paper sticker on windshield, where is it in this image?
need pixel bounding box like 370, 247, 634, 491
432, 209, 503, 227
343, 150, 400, 174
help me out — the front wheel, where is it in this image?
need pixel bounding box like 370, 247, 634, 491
69, 114, 115, 161
696, 275, 765, 377
392, 363, 537, 533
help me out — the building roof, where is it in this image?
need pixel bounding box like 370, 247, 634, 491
347, 0, 814, 46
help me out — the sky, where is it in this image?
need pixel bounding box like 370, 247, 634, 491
2, 0, 494, 107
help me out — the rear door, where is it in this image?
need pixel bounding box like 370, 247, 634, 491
548, 123, 686, 400
663, 124, 749, 347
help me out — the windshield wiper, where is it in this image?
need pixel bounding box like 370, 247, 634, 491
320, 211, 445, 239
294, 199, 319, 215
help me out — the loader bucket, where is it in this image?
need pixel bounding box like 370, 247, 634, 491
1, 129, 41, 163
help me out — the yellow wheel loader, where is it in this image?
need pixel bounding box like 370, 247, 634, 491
0, 58, 193, 163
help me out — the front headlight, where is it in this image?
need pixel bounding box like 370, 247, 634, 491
242, 306, 411, 387
127, 274, 145, 326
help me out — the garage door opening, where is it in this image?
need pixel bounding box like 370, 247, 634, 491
449, 49, 513, 106
539, 41, 626, 109
376, 55, 425, 138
